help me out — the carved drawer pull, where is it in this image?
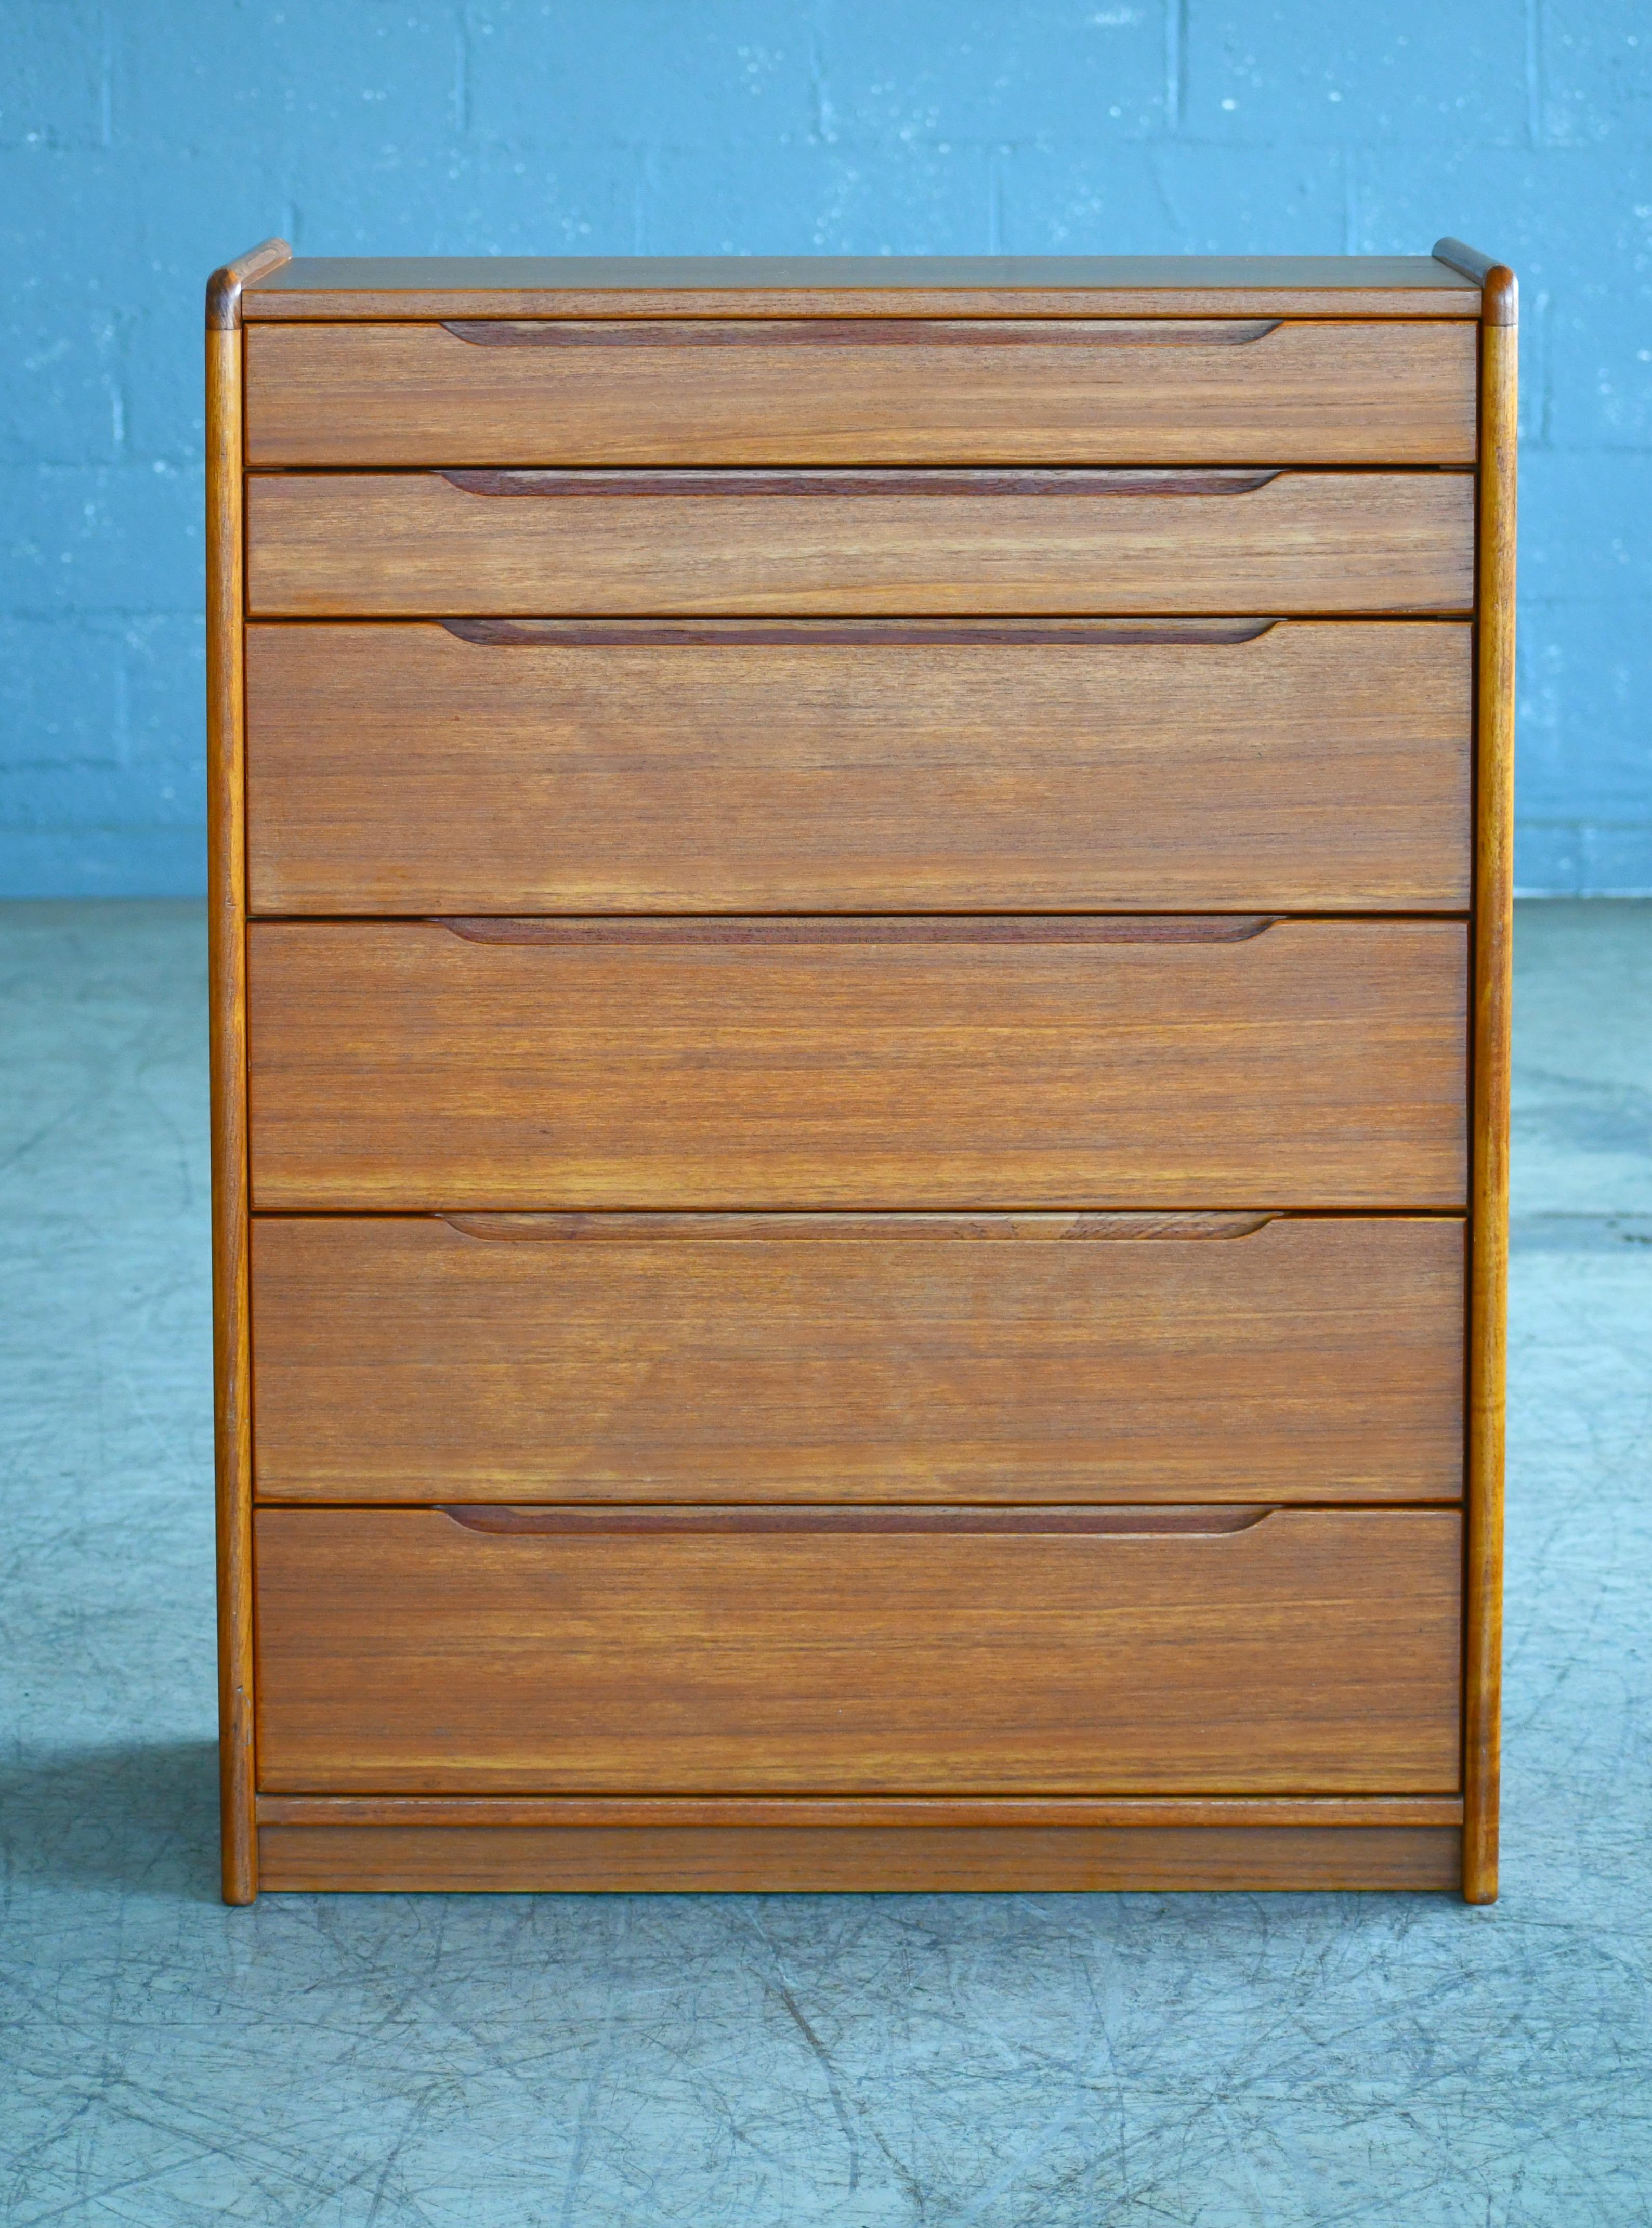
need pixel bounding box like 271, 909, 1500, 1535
433, 914, 1282, 947
437, 466, 1284, 499
438, 1504, 1279, 1538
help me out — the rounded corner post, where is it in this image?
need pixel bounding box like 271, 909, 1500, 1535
1479, 264, 1518, 329
206, 301, 259, 1906
1463, 255, 1516, 1910
206, 237, 293, 332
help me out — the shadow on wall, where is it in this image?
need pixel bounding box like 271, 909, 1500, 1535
0, 1742, 222, 1902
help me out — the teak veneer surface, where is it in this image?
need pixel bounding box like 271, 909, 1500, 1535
245, 918, 1469, 1210
255, 1794, 1464, 1828
244, 319, 1476, 466
244, 619, 1471, 915
239, 253, 1481, 323
255, 1822, 1465, 1894
208, 240, 1511, 1903
253, 1506, 1464, 1794
250, 1213, 1465, 1503
244, 469, 1475, 618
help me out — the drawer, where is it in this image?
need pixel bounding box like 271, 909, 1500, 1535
245, 619, 1472, 916
243, 317, 1478, 467
245, 917, 1467, 1210
253, 1505, 1464, 1793
244, 468, 1475, 619
251, 1211, 1465, 1504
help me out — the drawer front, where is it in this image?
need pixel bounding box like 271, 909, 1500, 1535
245, 619, 1472, 915
244, 469, 1475, 618
244, 318, 1478, 467
253, 1506, 1464, 1793
245, 918, 1468, 1210
251, 1211, 1465, 1504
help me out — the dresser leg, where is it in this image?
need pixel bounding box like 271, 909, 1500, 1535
1462, 266, 1517, 1912
207, 261, 280, 1906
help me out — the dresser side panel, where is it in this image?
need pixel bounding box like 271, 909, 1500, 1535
206, 323, 256, 1905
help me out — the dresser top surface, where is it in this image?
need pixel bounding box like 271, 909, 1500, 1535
240, 254, 1482, 322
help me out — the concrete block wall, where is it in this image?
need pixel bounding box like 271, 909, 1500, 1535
2, 1, 1647, 894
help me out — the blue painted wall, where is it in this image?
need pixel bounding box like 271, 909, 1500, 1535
3, 2, 1648, 895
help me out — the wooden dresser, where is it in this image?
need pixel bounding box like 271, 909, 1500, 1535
205, 245, 1515, 1905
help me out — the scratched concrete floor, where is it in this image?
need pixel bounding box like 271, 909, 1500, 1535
1, 897, 1649, 2227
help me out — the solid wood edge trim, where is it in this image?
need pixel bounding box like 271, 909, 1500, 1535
240, 289, 1483, 323
207, 239, 293, 331
436, 1210, 1281, 1241
206, 327, 256, 1905
1432, 239, 1518, 328
1464, 288, 1516, 1907
254, 1795, 1465, 1830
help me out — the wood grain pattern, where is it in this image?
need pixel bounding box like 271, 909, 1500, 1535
243, 318, 1476, 465
243, 468, 1475, 618
244, 619, 1472, 915
1466, 260, 1518, 1907
245, 918, 1469, 1210
249, 1212, 1465, 1503
205, 323, 255, 1907
255, 1822, 1464, 1893
215, 246, 1493, 1902
256, 1793, 1466, 1828
237, 252, 1482, 323
253, 1506, 1464, 1794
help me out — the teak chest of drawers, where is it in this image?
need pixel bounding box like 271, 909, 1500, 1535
206, 244, 1515, 1905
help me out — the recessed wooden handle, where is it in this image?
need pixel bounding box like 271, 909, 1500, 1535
437, 467, 1285, 500
438, 617, 1280, 648
438, 1210, 1279, 1242
433, 915, 1282, 947
437, 317, 1284, 351
438, 1505, 1278, 1537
